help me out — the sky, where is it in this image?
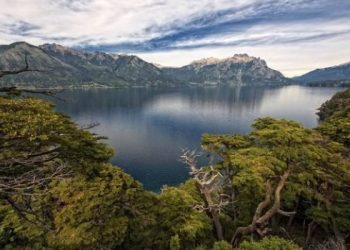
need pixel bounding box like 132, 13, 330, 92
0, 0, 349, 77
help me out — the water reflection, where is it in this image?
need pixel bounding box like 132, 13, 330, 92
54, 85, 342, 190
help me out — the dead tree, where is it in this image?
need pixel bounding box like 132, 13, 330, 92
0, 53, 63, 99
0, 53, 44, 78
230, 170, 295, 247
0, 54, 68, 195
0, 54, 69, 228
181, 150, 230, 241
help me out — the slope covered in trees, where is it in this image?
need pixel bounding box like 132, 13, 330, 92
317, 88, 350, 146
0, 62, 349, 249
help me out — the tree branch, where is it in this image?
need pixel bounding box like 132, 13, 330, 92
181, 150, 227, 241
231, 170, 291, 247
0, 54, 45, 78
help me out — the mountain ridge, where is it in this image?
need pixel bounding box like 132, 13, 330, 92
294, 60, 350, 83
0, 42, 290, 88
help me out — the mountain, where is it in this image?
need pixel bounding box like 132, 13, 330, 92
0, 42, 171, 88
162, 54, 289, 85
40, 43, 167, 86
0, 42, 289, 88
295, 61, 350, 83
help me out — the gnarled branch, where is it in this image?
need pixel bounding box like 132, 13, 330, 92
181, 150, 228, 241
231, 170, 291, 247
0, 53, 45, 78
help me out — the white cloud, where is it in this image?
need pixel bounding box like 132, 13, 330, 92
0, 0, 349, 77
136, 33, 350, 77
0, 0, 252, 45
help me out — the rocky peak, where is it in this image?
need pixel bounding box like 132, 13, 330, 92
189, 54, 265, 67
40, 43, 74, 55
39, 43, 116, 64
1, 41, 36, 51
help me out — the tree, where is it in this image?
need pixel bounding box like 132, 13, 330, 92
0, 53, 58, 98
0, 87, 115, 242
317, 88, 350, 121
46, 164, 155, 249
181, 150, 232, 241
0, 97, 113, 194
202, 118, 350, 247
0, 164, 158, 249
155, 183, 215, 249
318, 105, 350, 146
0, 54, 82, 198
317, 88, 350, 147
0, 53, 44, 79
212, 240, 232, 250
237, 236, 301, 250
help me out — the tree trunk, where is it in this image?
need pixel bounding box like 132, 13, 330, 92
197, 182, 224, 240
231, 171, 290, 247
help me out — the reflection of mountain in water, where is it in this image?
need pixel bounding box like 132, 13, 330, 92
142, 86, 275, 134
51, 86, 341, 190
55, 86, 273, 117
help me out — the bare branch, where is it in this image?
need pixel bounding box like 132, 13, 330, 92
0, 161, 71, 195
0, 54, 66, 100
277, 209, 296, 217
0, 53, 45, 78
0, 86, 65, 101
80, 122, 100, 130
181, 149, 227, 240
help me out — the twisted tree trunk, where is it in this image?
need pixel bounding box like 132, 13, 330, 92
231, 170, 293, 247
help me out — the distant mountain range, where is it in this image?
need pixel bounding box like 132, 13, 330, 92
0, 42, 349, 88
0, 42, 289, 88
294, 62, 350, 85
0, 42, 168, 88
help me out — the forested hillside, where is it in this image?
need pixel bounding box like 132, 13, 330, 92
295, 62, 350, 83
0, 68, 349, 249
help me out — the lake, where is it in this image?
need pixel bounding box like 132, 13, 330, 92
54, 85, 343, 191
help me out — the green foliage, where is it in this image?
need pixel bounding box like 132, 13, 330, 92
47, 164, 150, 249
202, 117, 350, 237
155, 183, 214, 249
170, 234, 181, 250
212, 240, 232, 250
0, 96, 114, 180
317, 88, 350, 146
0, 204, 44, 249
0, 164, 158, 249
0, 97, 157, 249
318, 105, 350, 146
317, 88, 350, 121
238, 236, 301, 250
1, 89, 350, 249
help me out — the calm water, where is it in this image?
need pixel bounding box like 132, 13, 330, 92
54, 85, 343, 190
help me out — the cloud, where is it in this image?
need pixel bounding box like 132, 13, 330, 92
3, 21, 40, 36
0, 0, 349, 76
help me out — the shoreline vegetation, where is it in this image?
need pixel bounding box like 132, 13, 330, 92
305, 79, 350, 87
1, 59, 350, 249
